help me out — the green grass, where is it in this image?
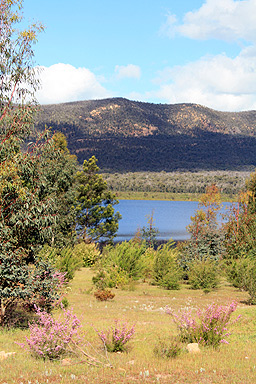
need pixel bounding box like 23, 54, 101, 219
115, 191, 237, 202
0, 268, 255, 383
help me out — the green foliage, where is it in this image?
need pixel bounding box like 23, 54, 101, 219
39, 246, 83, 281
177, 231, 224, 274
224, 196, 256, 262
153, 241, 181, 290
92, 266, 130, 290
61, 297, 69, 309
154, 336, 183, 359
103, 171, 247, 197
227, 258, 256, 305
0, 0, 69, 324
246, 171, 256, 214
40, 132, 78, 249
92, 265, 129, 290
27, 261, 65, 311
169, 301, 239, 348
96, 320, 135, 353
102, 240, 147, 280
139, 247, 156, 279
141, 211, 159, 248
188, 259, 220, 293
178, 185, 224, 273
55, 248, 83, 281
92, 240, 152, 290
73, 242, 101, 267
75, 156, 121, 243
223, 171, 256, 303
92, 270, 109, 291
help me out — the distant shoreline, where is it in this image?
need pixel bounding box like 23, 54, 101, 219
114, 191, 236, 202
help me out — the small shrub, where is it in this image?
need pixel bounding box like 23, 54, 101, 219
188, 258, 220, 293
102, 241, 147, 280
153, 241, 181, 290
96, 320, 135, 352
107, 265, 130, 288
73, 242, 101, 267
177, 231, 224, 275
55, 247, 83, 281
154, 336, 183, 359
28, 262, 67, 312
19, 306, 81, 359
167, 301, 240, 348
141, 211, 159, 248
228, 258, 256, 304
38, 246, 83, 281
92, 270, 109, 291
61, 297, 69, 308
139, 247, 155, 279
94, 289, 115, 301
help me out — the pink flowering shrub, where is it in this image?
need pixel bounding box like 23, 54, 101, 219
96, 320, 135, 352
167, 301, 240, 348
19, 306, 81, 359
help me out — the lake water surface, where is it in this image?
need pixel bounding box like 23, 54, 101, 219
115, 200, 232, 242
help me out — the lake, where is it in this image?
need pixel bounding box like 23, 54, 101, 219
115, 200, 233, 242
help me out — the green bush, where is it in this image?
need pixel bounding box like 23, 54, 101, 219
154, 336, 183, 359
139, 247, 156, 279
55, 247, 84, 281
102, 240, 147, 280
188, 258, 220, 293
92, 267, 129, 290
92, 270, 108, 291
227, 258, 256, 304
38, 246, 84, 281
153, 241, 181, 290
177, 231, 224, 275
73, 242, 101, 267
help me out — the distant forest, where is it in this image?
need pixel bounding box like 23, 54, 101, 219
35, 98, 256, 172
102, 170, 250, 197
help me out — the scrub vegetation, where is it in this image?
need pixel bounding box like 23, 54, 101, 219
1, 2, 256, 383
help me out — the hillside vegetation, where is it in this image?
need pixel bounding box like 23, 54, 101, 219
35, 98, 256, 172
102, 170, 250, 198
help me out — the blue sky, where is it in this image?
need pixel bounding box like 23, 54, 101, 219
22, 0, 256, 111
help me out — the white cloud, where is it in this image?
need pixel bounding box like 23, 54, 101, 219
115, 64, 141, 80
152, 49, 256, 111
155, 0, 256, 111
162, 0, 256, 42
36, 63, 111, 104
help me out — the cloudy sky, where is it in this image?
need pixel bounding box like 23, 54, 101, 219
23, 0, 256, 111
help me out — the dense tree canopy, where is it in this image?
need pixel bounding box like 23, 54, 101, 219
0, 0, 74, 323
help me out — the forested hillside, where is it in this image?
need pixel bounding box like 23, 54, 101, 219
35, 98, 256, 171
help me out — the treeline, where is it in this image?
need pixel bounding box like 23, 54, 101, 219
102, 171, 251, 196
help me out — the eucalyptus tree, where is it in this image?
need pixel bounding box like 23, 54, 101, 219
0, 0, 67, 324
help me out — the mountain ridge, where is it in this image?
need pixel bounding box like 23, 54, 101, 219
35, 98, 256, 172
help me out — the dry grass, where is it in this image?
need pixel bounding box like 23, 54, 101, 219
0, 268, 255, 383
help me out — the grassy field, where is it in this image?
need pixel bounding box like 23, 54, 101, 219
115, 191, 237, 202
0, 268, 255, 384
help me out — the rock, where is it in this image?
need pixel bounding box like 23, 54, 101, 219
186, 343, 200, 354
61, 358, 72, 366
0, 351, 16, 360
